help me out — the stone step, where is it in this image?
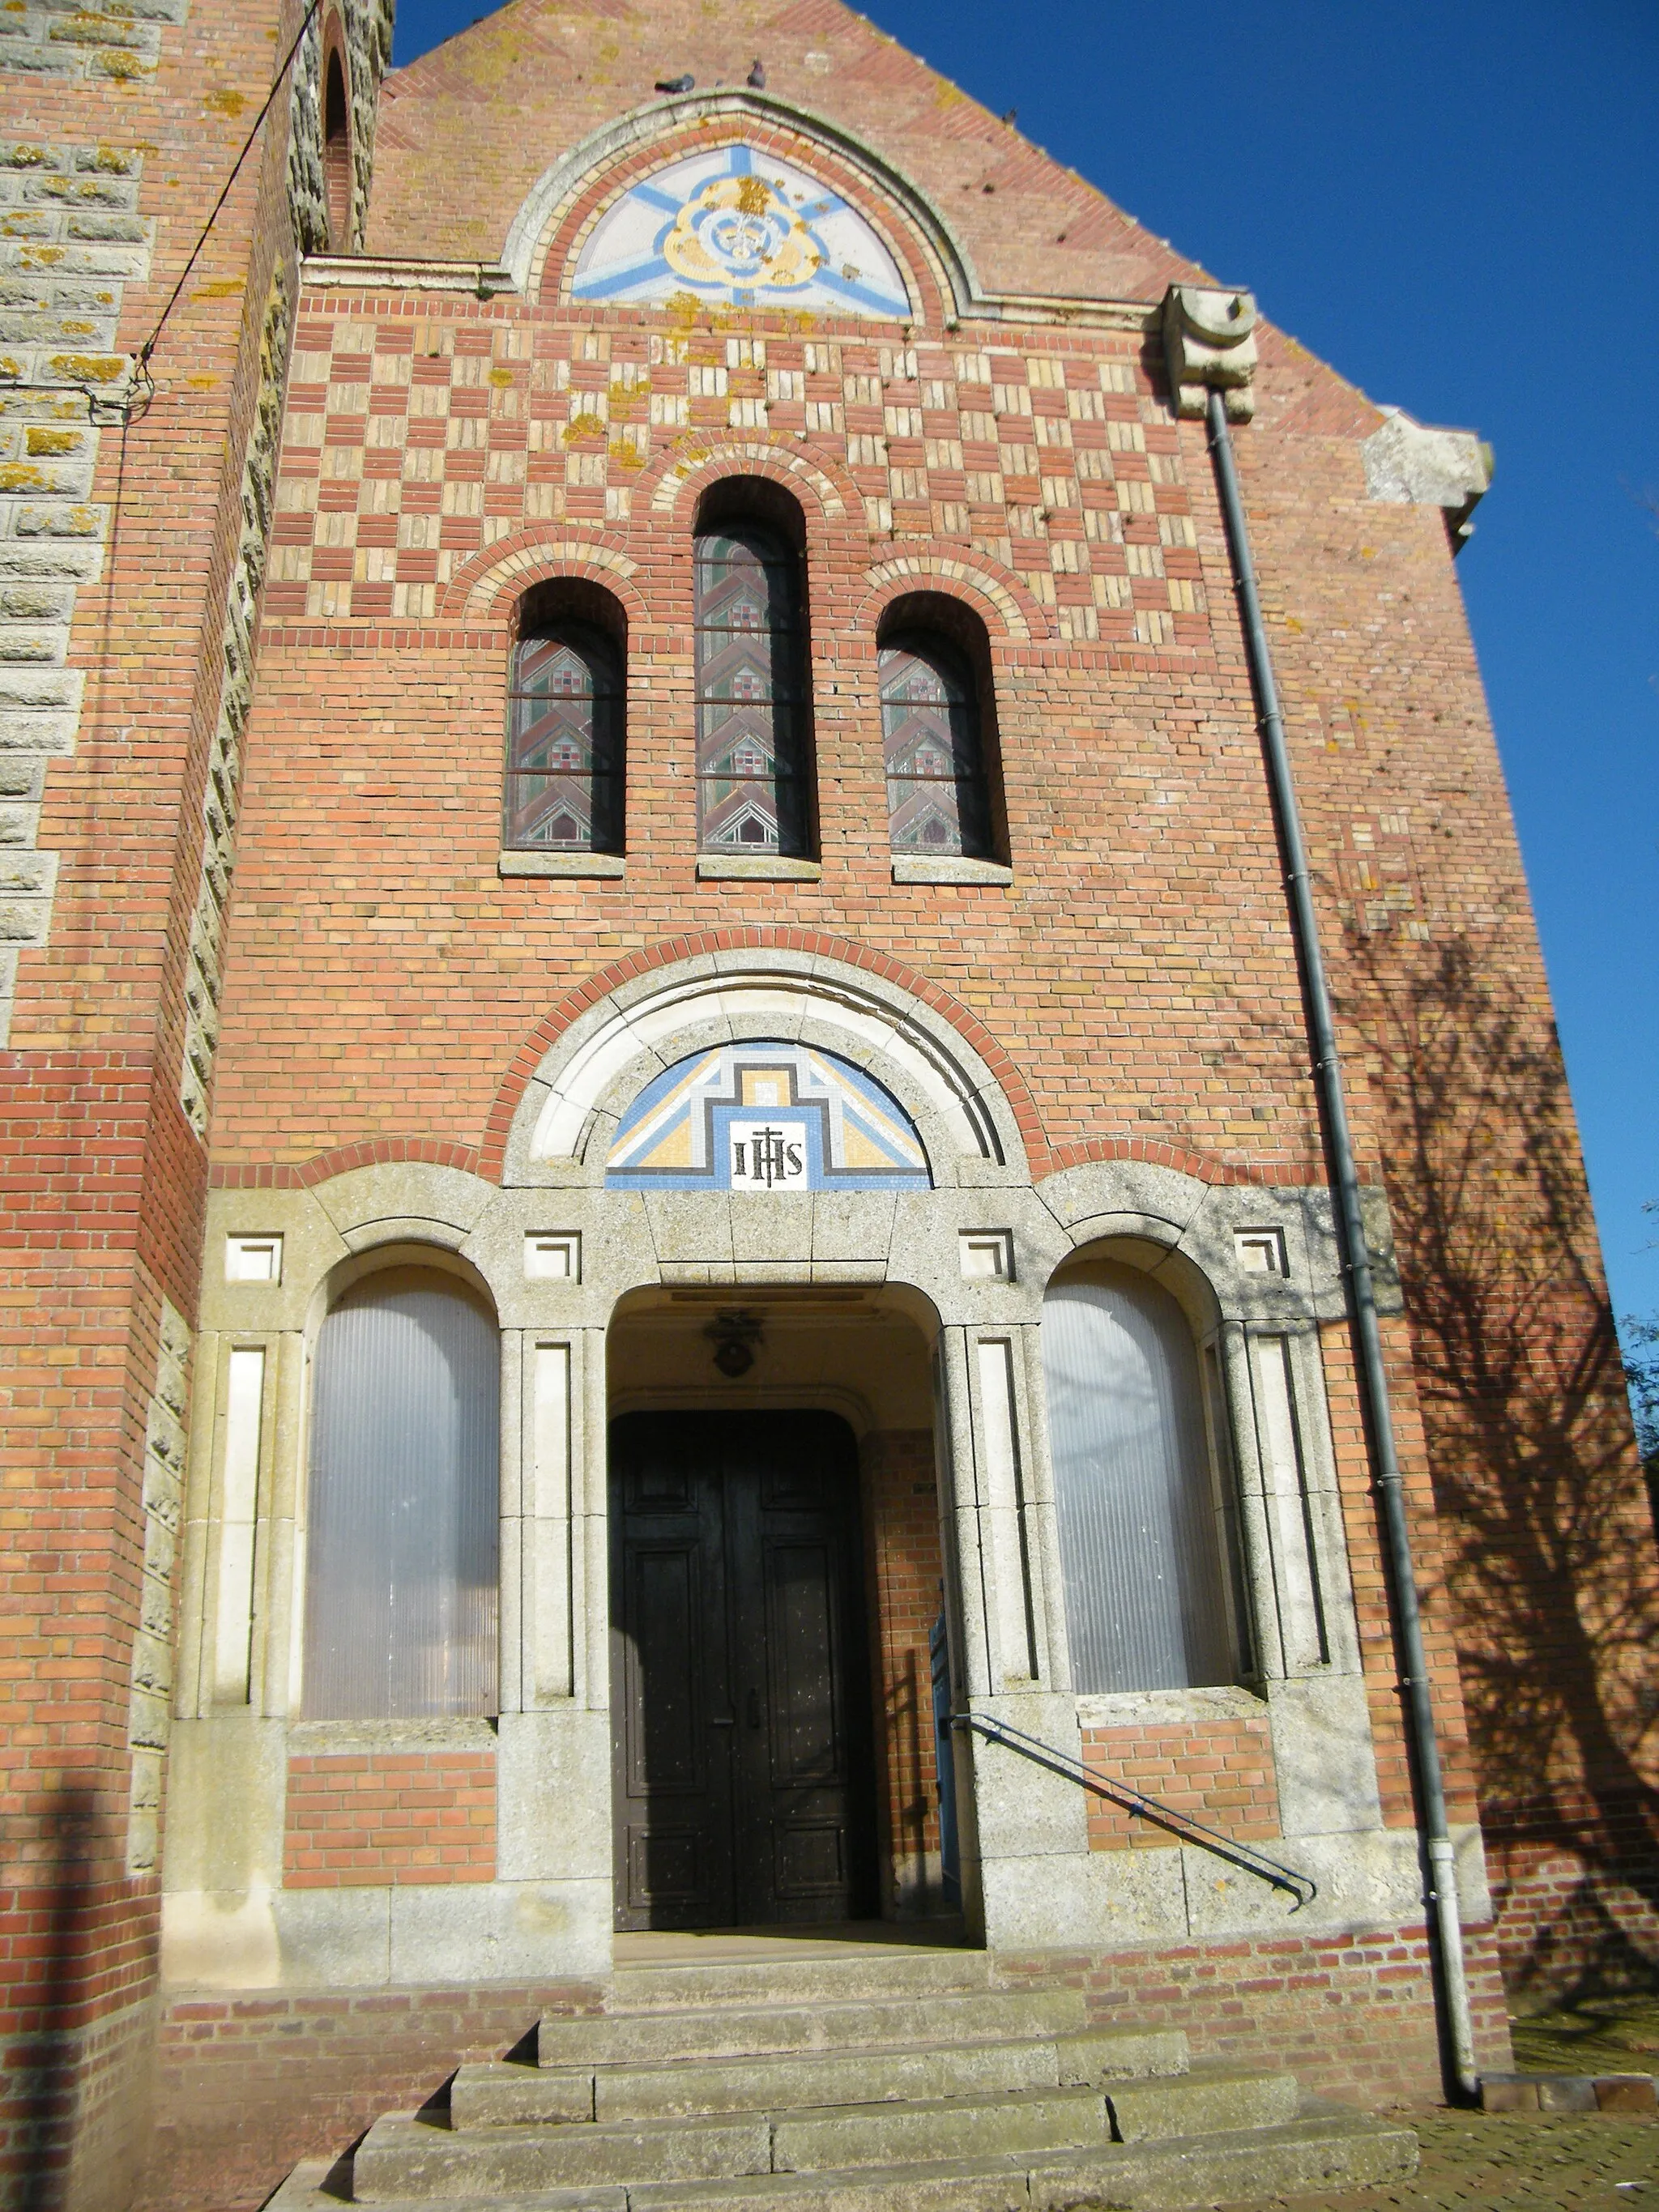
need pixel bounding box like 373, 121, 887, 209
609, 1950, 990, 2014
453, 2027, 1188, 2130
535, 1989, 1090, 2069
1105, 2065, 1300, 2142
354, 2088, 1110, 2198
273, 2104, 1417, 2212
353, 2111, 774, 2198
771, 2087, 1112, 2172
1020, 2108, 1422, 2211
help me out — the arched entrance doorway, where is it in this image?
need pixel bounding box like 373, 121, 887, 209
607, 1285, 949, 1933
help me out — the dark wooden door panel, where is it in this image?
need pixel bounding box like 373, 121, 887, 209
610, 1417, 734, 1930
622, 1544, 706, 1796
610, 1409, 875, 1930
766, 1540, 844, 1783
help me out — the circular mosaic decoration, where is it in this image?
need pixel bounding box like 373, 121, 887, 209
571, 144, 911, 319
663, 173, 820, 292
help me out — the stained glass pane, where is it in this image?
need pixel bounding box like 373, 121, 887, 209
880, 633, 992, 858
695, 525, 807, 855
505, 623, 624, 853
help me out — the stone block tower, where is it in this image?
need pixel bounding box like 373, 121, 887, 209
0, 6, 390, 2204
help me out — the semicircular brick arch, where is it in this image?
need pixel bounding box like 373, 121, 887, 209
483, 929, 1047, 1188
643, 439, 854, 525
858, 553, 1048, 646
441, 535, 645, 624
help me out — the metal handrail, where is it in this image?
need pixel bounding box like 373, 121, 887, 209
950, 1709, 1317, 1912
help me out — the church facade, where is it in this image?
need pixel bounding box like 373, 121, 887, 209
2, 4, 1654, 2208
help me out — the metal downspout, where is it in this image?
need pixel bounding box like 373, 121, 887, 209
1203, 386, 1479, 2103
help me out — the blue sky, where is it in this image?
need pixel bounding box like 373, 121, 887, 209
390, 0, 1658, 1327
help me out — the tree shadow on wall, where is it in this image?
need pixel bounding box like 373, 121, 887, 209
9, 1784, 97, 2212
1340, 924, 1659, 2001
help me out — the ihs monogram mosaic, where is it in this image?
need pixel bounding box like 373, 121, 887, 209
604, 1041, 932, 1190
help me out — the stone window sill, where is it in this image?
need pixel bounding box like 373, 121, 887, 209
892, 855, 1013, 886
500, 850, 625, 878
697, 855, 822, 881
287, 1717, 500, 1754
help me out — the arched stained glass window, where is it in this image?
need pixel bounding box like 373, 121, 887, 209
1041, 1267, 1236, 1694
694, 522, 808, 855
303, 1268, 500, 1720
880, 633, 992, 858
505, 620, 624, 855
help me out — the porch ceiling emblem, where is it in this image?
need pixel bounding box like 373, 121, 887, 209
604, 1041, 931, 1191
570, 143, 911, 319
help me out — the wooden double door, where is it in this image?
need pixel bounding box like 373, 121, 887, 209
609, 1410, 878, 1929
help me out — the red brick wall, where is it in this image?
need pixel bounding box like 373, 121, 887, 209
0, 3, 320, 2199
1228, 355, 1659, 1988
999, 1920, 1513, 2108
139, 1980, 603, 2212
0, 13, 1643, 2204
1486, 1819, 1659, 2006
283, 1754, 497, 1889
1082, 1713, 1280, 1851
859, 1430, 945, 1911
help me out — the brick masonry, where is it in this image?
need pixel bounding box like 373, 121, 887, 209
1082, 1712, 1281, 1852
1486, 1815, 1659, 2007
859, 1428, 945, 1912
282, 1753, 497, 1889
139, 1979, 603, 2212
1000, 1922, 1515, 2109
0, 5, 394, 2206
197, 0, 1655, 2087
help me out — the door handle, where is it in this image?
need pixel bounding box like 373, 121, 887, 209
747, 1688, 762, 1730
710, 1714, 736, 1728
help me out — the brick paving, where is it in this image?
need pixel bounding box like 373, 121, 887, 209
1222, 2111, 1657, 2210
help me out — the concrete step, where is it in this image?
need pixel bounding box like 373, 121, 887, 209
453, 2027, 1188, 2129
352, 2110, 774, 2197
276, 2104, 1417, 2211
1022, 2107, 1422, 2210
534, 1988, 1090, 2069
609, 1950, 990, 2014
1105, 2063, 1299, 2142
770, 2087, 1112, 2172
636, 2110, 1416, 2206
353, 2088, 1111, 2198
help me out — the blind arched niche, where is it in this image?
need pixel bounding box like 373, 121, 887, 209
302, 1265, 500, 1718
1041, 1264, 1235, 1694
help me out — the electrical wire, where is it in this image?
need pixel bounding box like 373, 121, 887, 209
0, 374, 151, 424
136, 0, 322, 373
2, 2, 321, 422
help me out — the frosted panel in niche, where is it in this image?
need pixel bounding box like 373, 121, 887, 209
226, 1234, 282, 1284
1041, 1269, 1234, 1694
1250, 1333, 1328, 1670
213, 1347, 266, 1704
303, 1269, 500, 1720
